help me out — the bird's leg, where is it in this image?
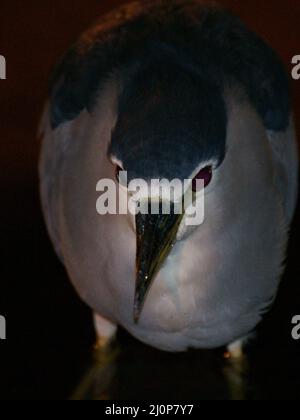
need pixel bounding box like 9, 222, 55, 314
70, 314, 119, 400
223, 337, 249, 400
226, 339, 244, 360
93, 313, 117, 351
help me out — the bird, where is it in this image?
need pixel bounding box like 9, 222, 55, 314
39, 0, 298, 356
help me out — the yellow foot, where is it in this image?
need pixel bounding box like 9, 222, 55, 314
94, 313, 117, 349
225, 340, 244, 360
93, 314, 118, 365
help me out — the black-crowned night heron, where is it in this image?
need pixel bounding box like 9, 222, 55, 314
39, 0, 298, 356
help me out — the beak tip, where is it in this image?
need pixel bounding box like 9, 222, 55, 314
133, 305, 141, 324
134, 204, 183, 325
133, 291, 145, 324
133, 284, 145, 324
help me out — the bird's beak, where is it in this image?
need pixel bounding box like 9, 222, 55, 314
134, 201, 184, 323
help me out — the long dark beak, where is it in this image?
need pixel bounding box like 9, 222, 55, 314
134, 201, 184, 323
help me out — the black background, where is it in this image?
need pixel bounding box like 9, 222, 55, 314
0, 0, 300, 400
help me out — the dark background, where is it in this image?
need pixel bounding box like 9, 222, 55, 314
0, 0, 300, 400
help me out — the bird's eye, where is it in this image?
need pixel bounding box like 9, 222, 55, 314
192, 166, 213, 192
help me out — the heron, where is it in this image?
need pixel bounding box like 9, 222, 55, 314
39, 0, 298, 357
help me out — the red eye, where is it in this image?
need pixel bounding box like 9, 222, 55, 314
192, 166, 213, 192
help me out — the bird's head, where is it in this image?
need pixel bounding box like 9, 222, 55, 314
108, 58, 227, 322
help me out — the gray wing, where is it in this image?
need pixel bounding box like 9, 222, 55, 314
268, 120, 298, 225
39, 104, 69, 261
